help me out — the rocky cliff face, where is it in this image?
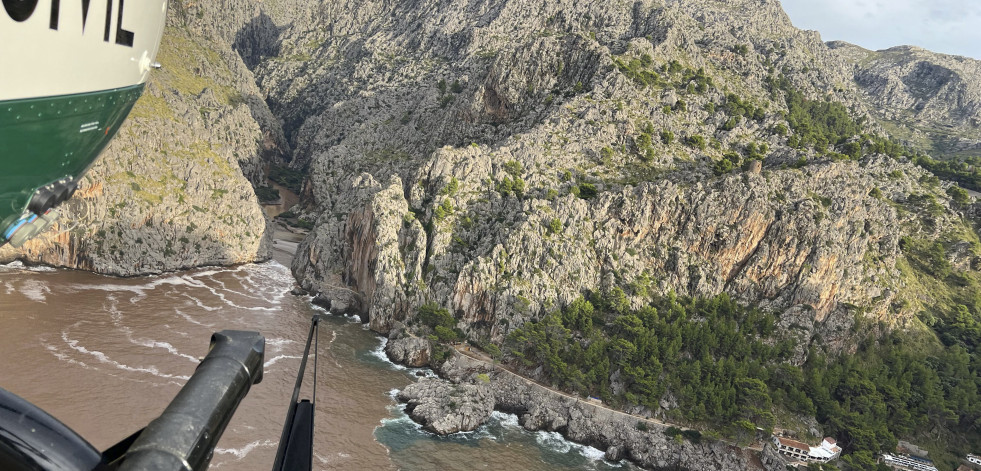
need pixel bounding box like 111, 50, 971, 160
398, 376, 495, 434
833, 41, 981, 158
266, 0, 977, 358
400, 350, 761, 470
0, 2, 294, 275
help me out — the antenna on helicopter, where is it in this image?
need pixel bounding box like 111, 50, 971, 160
271, 314, 327, 471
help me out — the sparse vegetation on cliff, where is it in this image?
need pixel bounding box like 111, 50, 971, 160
244, 0, 981, 467
502, 289, 981, 468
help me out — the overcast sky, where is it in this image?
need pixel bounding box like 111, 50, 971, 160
779, 0, 981, 59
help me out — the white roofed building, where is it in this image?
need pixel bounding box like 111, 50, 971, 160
881, 453, 939, 471
771, 436, 841, 464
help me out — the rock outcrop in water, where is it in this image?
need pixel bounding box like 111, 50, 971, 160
1, 0, 977, 466
398, 376, 495, 434
400, 351, 766, 470
385, 325, 433, 367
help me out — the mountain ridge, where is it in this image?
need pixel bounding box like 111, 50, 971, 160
2, 0, 979, 467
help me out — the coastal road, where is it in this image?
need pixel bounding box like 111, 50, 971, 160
451, 345, 765, 451
453, 345, 683, 432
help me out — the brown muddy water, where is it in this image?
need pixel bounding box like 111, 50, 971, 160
0, 249, 633, 470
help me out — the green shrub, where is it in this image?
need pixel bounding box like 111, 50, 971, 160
947, 186, 970, 206
435, 325, 460, 342
269, 165, 306, 194
503, 160, 523, 178
713, 158, 734, 175
441, 177, 459, 196
255, 186, 281, 202
721, 116, 740, 131
576, 183, 597, 199
548, 218, 563, 234
434, 199, 454, 221
686, 135, 706, 150
418, 303, 453, 327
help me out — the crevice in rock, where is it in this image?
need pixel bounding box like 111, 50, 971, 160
233, 13, 283, 70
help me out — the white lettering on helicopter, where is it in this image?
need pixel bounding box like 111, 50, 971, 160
2, 0, 134, 46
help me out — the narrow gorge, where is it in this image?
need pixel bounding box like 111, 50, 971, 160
4, 0, 981, 469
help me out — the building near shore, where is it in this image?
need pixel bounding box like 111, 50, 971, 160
771, 436, 841, 464
881, 453, 939, 471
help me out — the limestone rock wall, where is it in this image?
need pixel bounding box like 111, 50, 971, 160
0, 2, 292, 275
401, 351, 760, 470
273, 0, 976, 356
833, 41, 981, 157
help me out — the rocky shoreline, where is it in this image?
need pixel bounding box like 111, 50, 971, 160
389, 340, 784, 471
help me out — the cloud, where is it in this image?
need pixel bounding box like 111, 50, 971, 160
917, 0, 981, 23
779, 0, 981, 58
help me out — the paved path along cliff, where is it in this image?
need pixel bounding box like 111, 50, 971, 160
398, 346, 777, 470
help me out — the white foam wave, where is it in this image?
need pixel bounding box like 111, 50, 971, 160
62, 332, 190, 381
379, 411, 420, 429
535, 431, 573, 454
189, 268, 224, 278
311, 303, 361, 323
534, 429, 615, 464
263, 354, 301, 368
130, 338, 199, 363
369, 337, 406, 370
214, 439, 275, 459
19, 279, 51, 302
490, 411, 520, 428
175, 308, 214, 327
191, 281, 281, 312
45, 343, 92, 369
181, 293, 221, 311
265, 337, 294, 353
579, 444, 609, 462
0, 261, 53, 272
72, 274, 196, 295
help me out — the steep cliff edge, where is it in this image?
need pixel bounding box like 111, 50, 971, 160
0, 3, 293, 275
262, 0, 981, 464
275, 0, 977, 345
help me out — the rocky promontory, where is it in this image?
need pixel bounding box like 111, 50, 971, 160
397, 376, 495, 435
397, 350, 774, 470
